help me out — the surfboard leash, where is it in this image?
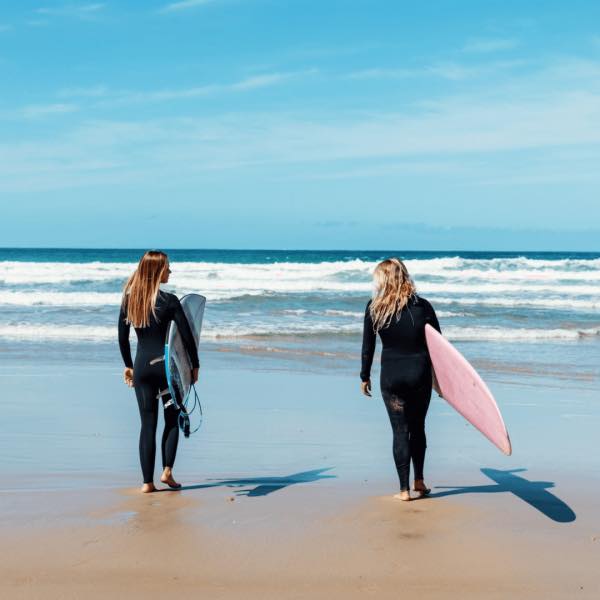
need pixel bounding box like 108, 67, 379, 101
178, 383, 203, 438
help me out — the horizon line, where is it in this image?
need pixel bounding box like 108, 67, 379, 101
1, 246, 599, 254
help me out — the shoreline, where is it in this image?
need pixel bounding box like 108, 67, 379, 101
2, 363, 599, 484
1, 362, 598, 598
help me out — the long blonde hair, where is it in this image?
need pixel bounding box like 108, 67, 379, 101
122, 250, 169, 328
370, 258, 416, 332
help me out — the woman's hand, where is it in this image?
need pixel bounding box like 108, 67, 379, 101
124, 368, 134, 387
361, 380, 372, 397
191, 367, 199, 384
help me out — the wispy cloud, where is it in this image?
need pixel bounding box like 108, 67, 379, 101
16, 103, 79, 119
159, 0, 215, 14
0, 24, 12, 32
347, 60, 528, 82
346, 67, 414, 80
3, 58, 600, 192
428, 62, 481, 81
35, 3, 105, 19
89, 71, 310, 106
462, 38, 519, 53
3, 84, 600, 192
298, 159, 472, 182
58, 85, 110, 98
229, 72, 305, 91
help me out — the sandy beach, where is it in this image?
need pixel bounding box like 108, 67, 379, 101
2, 472, 599, 599
1, 360, 598, 599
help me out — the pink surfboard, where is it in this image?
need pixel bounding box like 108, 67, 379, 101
425, 324, 512, 456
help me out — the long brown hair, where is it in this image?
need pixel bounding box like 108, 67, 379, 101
122, 251, 169, 328
369, 258, 416, 332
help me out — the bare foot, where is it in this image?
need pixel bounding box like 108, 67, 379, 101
141, 483, 155, 493
413, 479, 431, 497
160, 468, 182, 489
393, 491, 411, 502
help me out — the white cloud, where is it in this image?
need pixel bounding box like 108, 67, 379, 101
57, 85, 110, 98
297, 159, 473, 181
3, 84, 600, 192
159, 0, 215, 13
26, 20, 49, 27
35, 3, 105, 19
91, 71, 308, 106
231, 73, 293, 91
3, 58, 600, 192
462, 38, 519, 53
347, 60, 529, 82
15, 103, 79, 119
428, 62, 479, 81
346, 67, 415, 80
347, 64, 477, 81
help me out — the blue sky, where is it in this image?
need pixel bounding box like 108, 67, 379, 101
1, 0, 600, 250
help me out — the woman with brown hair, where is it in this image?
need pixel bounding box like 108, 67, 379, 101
118, 251, 199, 493
360, 258, 441, 501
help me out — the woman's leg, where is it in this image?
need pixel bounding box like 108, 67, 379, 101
407, 383, 431, 484
134, 382, 159, 485
382, 390, 411, 491
161, 399, 179, 470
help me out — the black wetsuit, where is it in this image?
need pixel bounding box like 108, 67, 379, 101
361, 296, 441, 491
118, 291, 199, 484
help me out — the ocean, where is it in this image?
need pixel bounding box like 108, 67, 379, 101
1, 248, 599, 386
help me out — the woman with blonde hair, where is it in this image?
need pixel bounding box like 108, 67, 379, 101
361, 258, 440, 501
118, 251, 199, 493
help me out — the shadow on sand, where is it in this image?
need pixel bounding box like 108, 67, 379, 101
168, 468, 336, 497
431, 468, 576, 523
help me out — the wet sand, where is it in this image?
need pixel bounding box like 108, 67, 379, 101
1, 476, 599, 600
1, 362, 599, 598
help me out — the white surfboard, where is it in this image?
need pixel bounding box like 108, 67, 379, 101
164, 293, 205, 410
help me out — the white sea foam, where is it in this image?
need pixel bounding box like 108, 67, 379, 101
0, 278, 600, 309
417, 267, 600, 282
443, 326, 600, 341
2, 256, 600, 287
323, 310, 364, 317
436, 310, 471, 318
0, 261, 133, 284
432, 296, 600, 311
420, 282, 600, 295
0, 324, 116, 341
324, 309, 470, 318
1, 322, 597, 343
0, 290, 597, 316
0, 291, 123, 306
0, 322, 360, 341
281, 309, 364, 317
